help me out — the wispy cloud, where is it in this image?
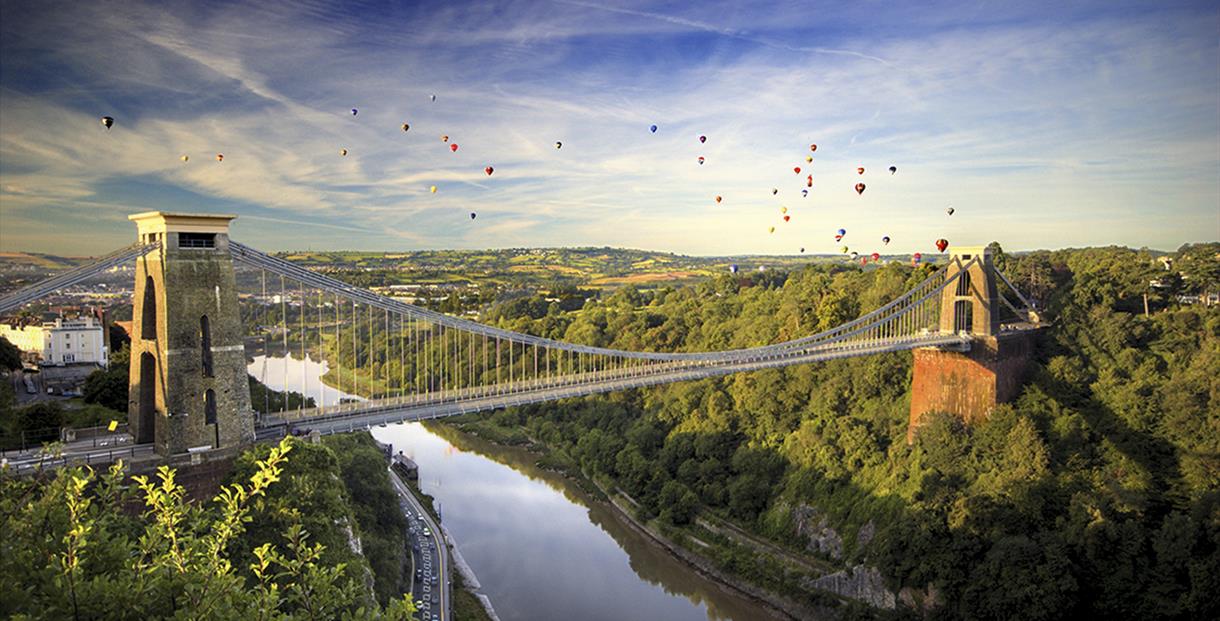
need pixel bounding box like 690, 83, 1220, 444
1, 0, 1216, 256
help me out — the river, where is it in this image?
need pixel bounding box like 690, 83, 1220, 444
255, 353, 784, 621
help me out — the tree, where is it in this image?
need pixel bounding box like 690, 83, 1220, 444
0, 336, 21, 371
83, 345, 130, 412
0, 438, 418, 620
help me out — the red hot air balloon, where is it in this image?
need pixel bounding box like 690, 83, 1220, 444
935, 239, 949, 252
855, 183, 866, 195
484, 166, 494, 175
857, 167, 865, 175
715, 195, 722, 204
806, 175, 813, 188
783, 215, 790, 222
794, 167, 801, 174
871, 252, 880, 261
698, 156, 705, 165
913, 252, 923, 265
810, 144, 817, 152
450, 143, 459, 152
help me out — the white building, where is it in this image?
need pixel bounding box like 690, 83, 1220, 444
0, 316, 107, 366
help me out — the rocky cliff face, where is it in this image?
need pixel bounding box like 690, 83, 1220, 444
806, 565, 897, 610
792, 504, 844, 559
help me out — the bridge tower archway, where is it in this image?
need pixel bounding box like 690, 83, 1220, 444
127, 212, 254, 456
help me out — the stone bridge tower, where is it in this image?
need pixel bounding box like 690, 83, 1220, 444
128, 212, 254, 456
907, 245, 1037, 443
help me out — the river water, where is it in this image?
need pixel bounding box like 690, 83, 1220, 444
255, 353, 783, 621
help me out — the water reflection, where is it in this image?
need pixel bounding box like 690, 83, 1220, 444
374, 422, 788, 621
246, 352, 362, 406
255, 351, 790, 621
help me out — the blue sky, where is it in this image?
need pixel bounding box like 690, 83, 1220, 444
0, 0, 1217, 256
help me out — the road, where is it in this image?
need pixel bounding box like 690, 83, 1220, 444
1, 434, 150, 472
389, 466, 450, 621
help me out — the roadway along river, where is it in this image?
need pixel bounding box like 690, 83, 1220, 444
256, 353, 785, 621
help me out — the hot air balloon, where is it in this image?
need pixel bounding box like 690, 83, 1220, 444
946, 206, 955, 216
441, 135, 449, 142
889, 166, 897, 174
729, 264, 738, 273
780, 206, 788, 214
555, 141, 562, 149
783, 215, 791, 222
401, 123, 410, 132
769, 226, 775, 234
698, 156, 705, 165
216, 154, 224, 162
851, 251, 859, 259
871, 252, 880, 261
340, 148, 348, 156
935, 239, 949, 252
805, 155, 813, 163
351, 108, 358, 116
772, 188, 779, 195
802, 189, 808, 197
913, 252, 922, 265
855, 183, 866, 195
431, 94, 437, 102
484, 166, 494, 175
470, 213, 477, 219
794, 167, 801, 174
650, 124, 658, 133
841, 246, 849, 254
100, 116, 114, 129
810, 144, 817, 152
857, 167, 865, 175
430, 185, 437, 193
180, 155, 189, 163
882, 236, 890, 245
807, 175, 813, 188
715, 196, 722, 204
835, 235, 843, 242
451, 143, 459, 152
800, 247, 805, 253
837, 228, 847, 237
699, 135, 707, 143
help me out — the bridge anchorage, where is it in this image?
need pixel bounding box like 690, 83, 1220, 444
0, 213, 1040, 471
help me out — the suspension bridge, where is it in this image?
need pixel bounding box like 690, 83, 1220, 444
0, 212, 1039, 471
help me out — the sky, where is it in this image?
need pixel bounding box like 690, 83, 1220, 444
0, 0, 1217, 257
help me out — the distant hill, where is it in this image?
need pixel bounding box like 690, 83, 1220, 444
274, 248, 918, 289
0, 251, 87, 270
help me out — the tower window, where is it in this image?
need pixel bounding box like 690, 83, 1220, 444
200, 315, 213, 377
179, 233, 216, 249
204, 389, 217, 425
141, 276, 157, 339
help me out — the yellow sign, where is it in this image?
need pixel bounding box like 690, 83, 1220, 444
108, 420, 118, 432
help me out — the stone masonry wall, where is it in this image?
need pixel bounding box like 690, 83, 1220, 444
908, 332, 1037, 442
